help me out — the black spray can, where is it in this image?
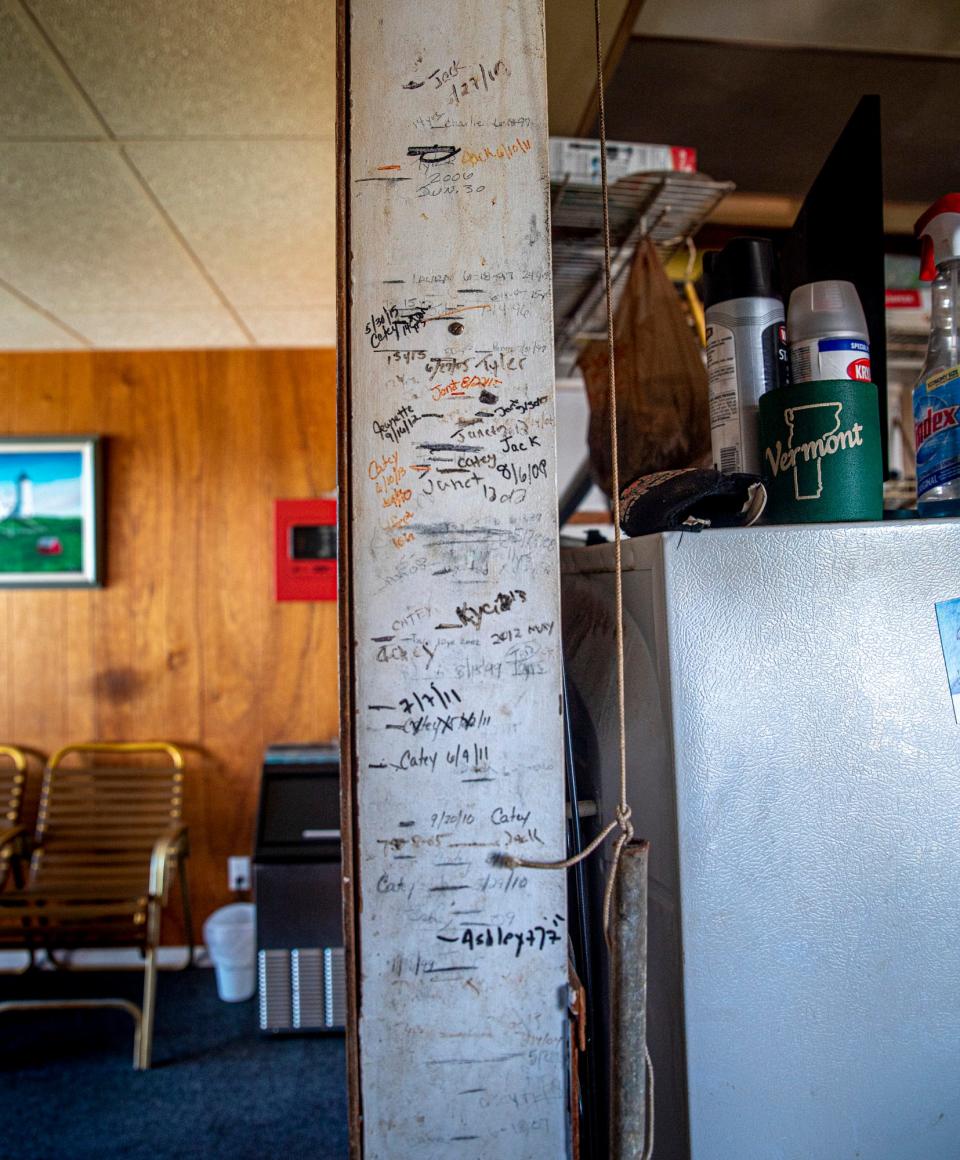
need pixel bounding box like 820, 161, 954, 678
704, 238, 790, 474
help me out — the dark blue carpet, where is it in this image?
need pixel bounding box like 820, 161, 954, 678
0, 967, 348, 1159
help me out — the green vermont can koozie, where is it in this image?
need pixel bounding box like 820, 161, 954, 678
758, 379, 883, 523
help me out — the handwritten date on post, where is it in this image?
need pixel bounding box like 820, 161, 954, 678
403, 58, 510, 107
368, 450, 408, 499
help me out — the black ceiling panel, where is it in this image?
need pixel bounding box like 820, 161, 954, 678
598, 37, 960, 208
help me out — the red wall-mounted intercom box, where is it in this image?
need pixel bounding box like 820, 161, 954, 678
275, 498, 337, 602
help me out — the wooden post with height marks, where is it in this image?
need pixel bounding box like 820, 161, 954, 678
337, 1, 569, 1155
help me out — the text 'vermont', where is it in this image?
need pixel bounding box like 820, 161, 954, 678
765, 422, 865, 476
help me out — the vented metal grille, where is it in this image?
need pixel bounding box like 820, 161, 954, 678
291, 947, 324, 1030
325, 947, 346, 1028
258, 945, 345, 1032
258, 949, 292, 1031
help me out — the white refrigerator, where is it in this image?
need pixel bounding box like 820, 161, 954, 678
560, 519, 960, 1160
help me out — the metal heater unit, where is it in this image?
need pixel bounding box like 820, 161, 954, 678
254, 744, 345, 1033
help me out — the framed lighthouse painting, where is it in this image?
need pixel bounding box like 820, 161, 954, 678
0, 437, 103, 588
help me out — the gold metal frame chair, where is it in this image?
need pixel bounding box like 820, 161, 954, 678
0, 742, 193, 1069
0, 746, 28, 889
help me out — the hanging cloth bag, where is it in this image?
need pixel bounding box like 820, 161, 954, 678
579, 237, 711, 499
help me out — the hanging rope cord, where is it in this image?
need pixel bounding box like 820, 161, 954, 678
499, 0, 632, 947
495, 5, 655, 1155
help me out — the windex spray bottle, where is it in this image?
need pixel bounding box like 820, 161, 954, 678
787, 280, 872, 384
913, 194, 960, 513
704, 238, 790, 475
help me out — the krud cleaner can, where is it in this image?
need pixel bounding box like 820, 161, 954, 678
787, 280, 872, 385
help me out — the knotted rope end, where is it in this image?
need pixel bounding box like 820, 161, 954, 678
488, 851, 519, 868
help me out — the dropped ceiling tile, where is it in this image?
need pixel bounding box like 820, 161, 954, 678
241, 305, 336, 347
126, 139, 335, 311
0, 0, 103, 139
0, 282, 85, 349
0, 142, 227, 321
28, 0, 335, 138
66, 308, 247, 349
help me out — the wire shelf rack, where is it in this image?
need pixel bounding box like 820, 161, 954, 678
551, 171, 735, 377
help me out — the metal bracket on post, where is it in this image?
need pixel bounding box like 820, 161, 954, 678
610, 839, 650, 1159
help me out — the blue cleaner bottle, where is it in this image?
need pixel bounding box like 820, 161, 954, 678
914, 195, 960, 514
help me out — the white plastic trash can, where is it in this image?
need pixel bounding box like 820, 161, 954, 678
203, 903, 256, 1002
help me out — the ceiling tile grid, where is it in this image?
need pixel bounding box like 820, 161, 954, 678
0, 0, 337, 351
0, 143, 230, 313
27, 0, 336, 138
0, 281, 85, 348
242, 305, 337, 347
125, 140, 336, 311
0, 0, 101, 138
66, 308, 248, 349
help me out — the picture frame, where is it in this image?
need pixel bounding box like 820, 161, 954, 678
0, 436, 103, 588
935, 596, 960, 724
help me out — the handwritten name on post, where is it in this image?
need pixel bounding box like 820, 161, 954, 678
348, 3, 568, 1156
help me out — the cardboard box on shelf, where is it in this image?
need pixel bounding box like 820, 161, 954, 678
549, 136, 697, 183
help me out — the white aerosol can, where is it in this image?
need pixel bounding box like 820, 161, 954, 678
787, 280, 872, 384
704, 237, 790, 474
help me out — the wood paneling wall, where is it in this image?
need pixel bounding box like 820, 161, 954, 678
0, 348, 338, 940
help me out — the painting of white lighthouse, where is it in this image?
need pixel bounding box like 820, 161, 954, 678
0, 437, 102, 587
